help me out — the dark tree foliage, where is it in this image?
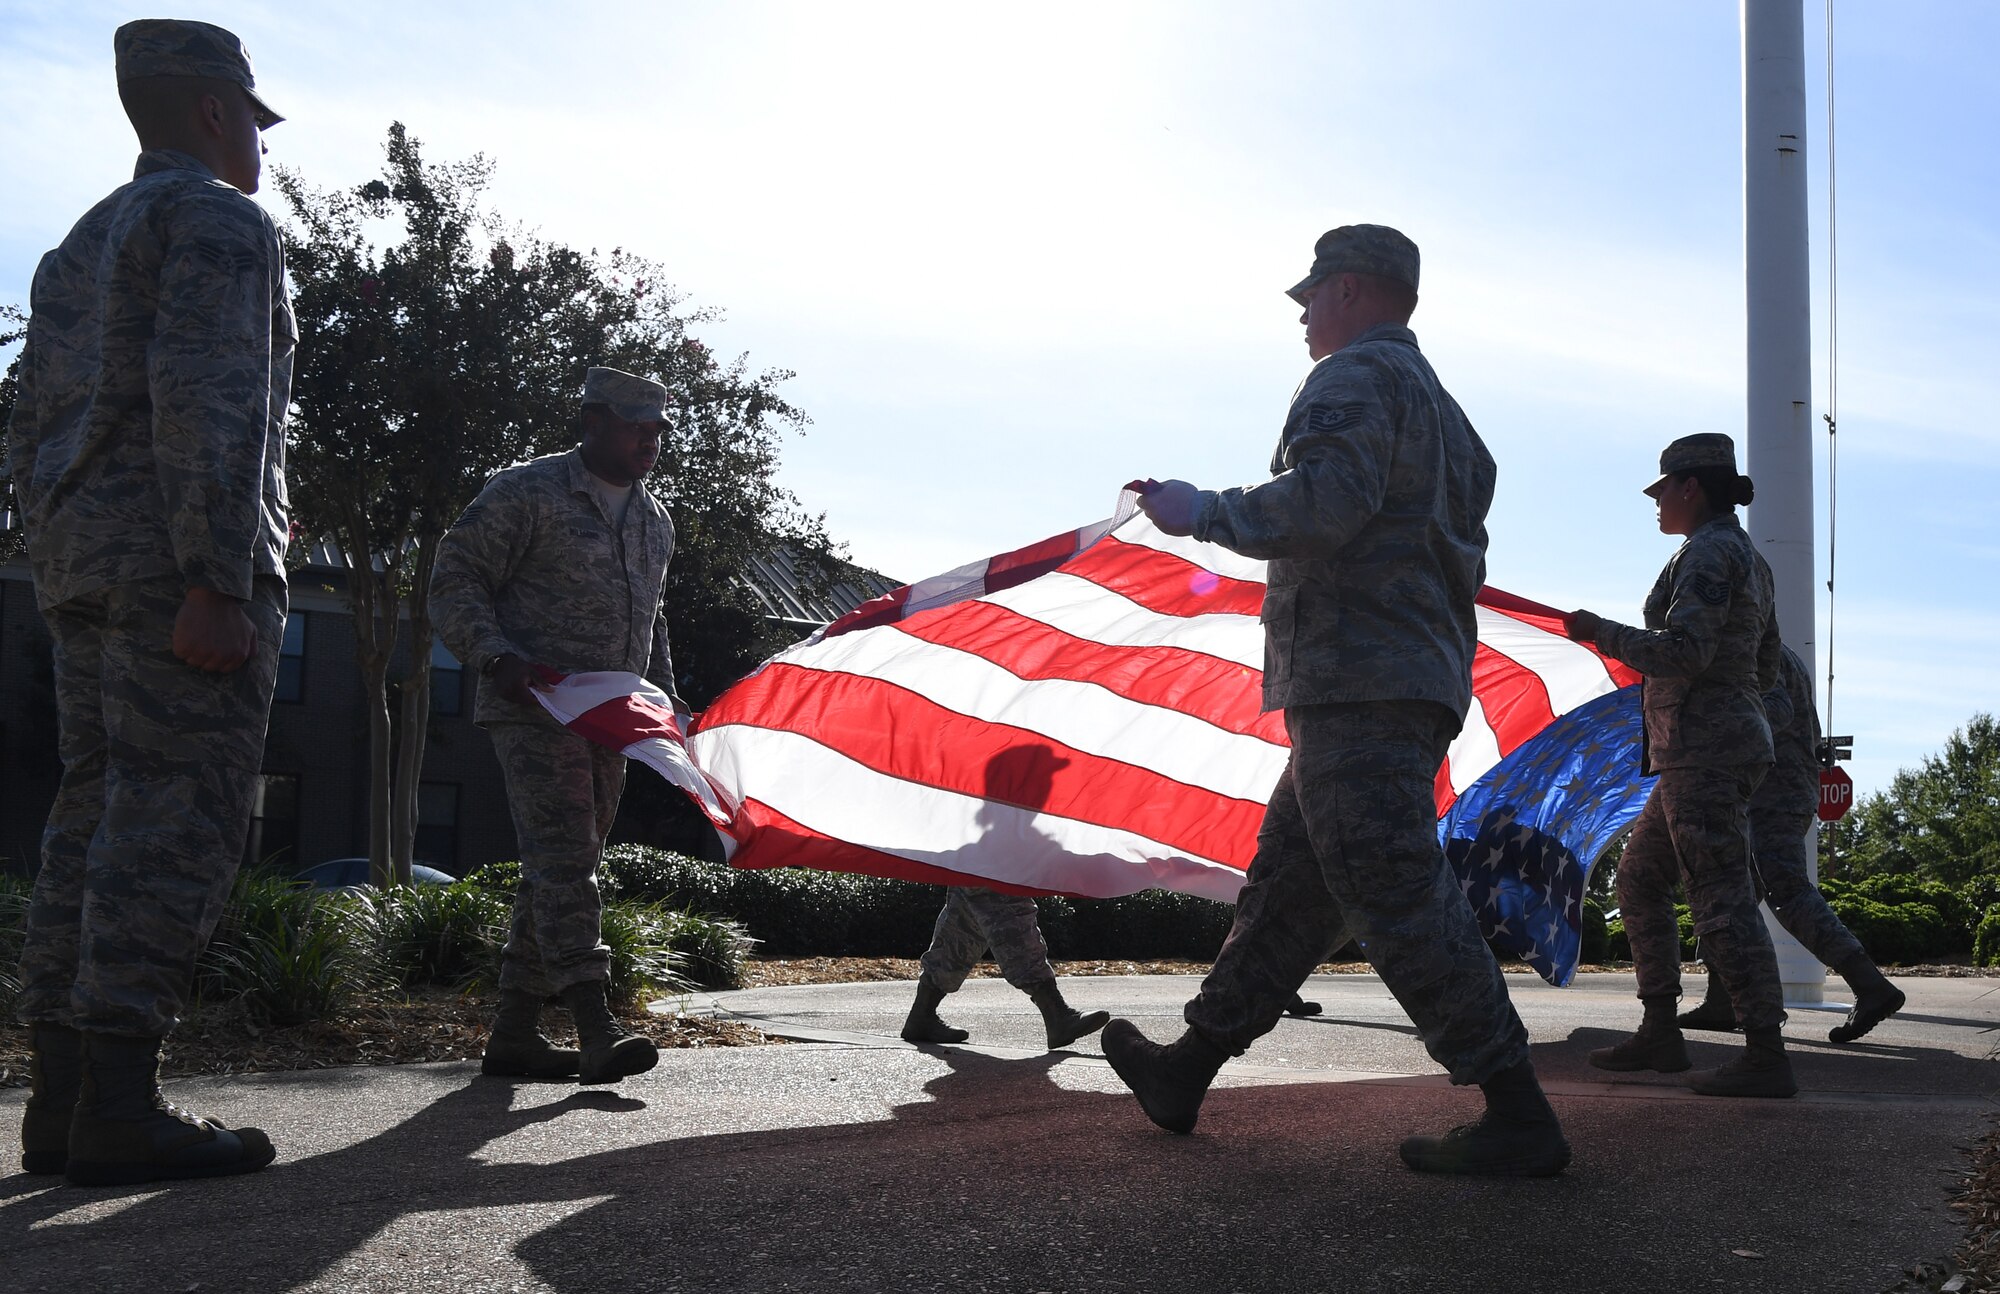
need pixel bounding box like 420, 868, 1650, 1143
1823, 713, 2000, 885
1, 302, 28, 559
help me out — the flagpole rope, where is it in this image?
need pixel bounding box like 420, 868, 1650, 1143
1822, 0, 1842, 866
1822, 0, 1839, 744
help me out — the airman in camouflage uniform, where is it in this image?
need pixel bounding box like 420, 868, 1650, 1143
1102, 225, 1570, 1178
1678, 643, 1905, 1041
432, 366, 687, 1085
900, 747, 1110, 1050
8, 18, 289, 1184
1568, 432, 1798, 1098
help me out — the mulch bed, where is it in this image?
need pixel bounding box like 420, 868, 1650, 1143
0, 986, 771, 1089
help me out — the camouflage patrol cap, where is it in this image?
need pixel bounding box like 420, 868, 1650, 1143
1286, 224, 1420, 305
114, 19, 284, 126
1643, 432, 1738, 497
582, 367, 669, 423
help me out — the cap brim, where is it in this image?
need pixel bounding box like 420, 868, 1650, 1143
1285, 271, 1324, 307
245, 85, 284, 128
1642, 474, 1671, 498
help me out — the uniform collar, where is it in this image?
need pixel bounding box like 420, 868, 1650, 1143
561, 446, 663, 517
1693, 512, 1743, 536
134, 149, 219, 182
1348, 322, 1419, 351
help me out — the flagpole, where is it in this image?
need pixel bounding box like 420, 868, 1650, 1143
1742, 0, 1827, 1004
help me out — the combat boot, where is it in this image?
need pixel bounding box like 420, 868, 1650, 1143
481, 989, 582, 1080
1027, 981, 1109, 1050
1400, 1059, 1571, 1178
1688, 1025, 1798, 1098
1588, 995, 1691, 1073
1676, 975, 1740, 1032
20, 1023, 83, 1174
1101, 1019, 1229, 1135
1284, 992, 1322, 1018
1828, 954, 1906, 1044
65, 1033, 277, 1186
899, 973, 970, 1044
560, 980, 659, 1085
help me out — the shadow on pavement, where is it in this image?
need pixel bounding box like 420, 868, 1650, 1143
0, 1028, 1989, 1293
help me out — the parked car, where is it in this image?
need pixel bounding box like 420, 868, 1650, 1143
294, 857, 457, 889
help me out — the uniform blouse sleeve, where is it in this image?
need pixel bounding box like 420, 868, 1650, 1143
148, 191, 281, 599
431, 477, 532, 672
1593, 536, 1741, 679
1191, 360, 1396, 561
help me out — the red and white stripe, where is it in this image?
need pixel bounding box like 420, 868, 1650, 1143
674, 490, 1639, 901
532, 672, 737, 830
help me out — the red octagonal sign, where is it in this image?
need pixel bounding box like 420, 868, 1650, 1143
1818, 766, 1855, 822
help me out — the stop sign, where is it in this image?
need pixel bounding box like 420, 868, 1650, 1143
1818, 766, 1855, 822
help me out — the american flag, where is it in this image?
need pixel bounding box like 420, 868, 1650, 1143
537, 491, 1656, 983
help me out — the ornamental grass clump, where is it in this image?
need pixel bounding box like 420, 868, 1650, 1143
599, 898, 690, 1009
0, 874, 29, 1016
195, 874, 386, 1026
375, 882, 509, 989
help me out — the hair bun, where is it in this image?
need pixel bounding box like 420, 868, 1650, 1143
1734, 475, 1756, 506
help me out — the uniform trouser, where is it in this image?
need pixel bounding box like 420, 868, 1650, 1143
16, 575, 286, 1038
918, 888, 1058, 994
487, 718, 627, 997
1184, 701, 1531, 1086
1618, 763, 1787, 1030
1749, 791, 1867, 971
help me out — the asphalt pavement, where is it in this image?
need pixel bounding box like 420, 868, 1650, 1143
2, 971, 1994, 1294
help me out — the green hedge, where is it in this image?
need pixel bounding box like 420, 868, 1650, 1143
592, 845, 1242, 961
1604, 904, 1696, 963
1580, 899, 1609, 964
1592, 872, 2000, 968
1974, 906, 2000, 968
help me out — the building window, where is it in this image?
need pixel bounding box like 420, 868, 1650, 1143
414, 782, 459, 871
275, 612, 307, 703
429, 639, 463, 716
246, 773, 301, 870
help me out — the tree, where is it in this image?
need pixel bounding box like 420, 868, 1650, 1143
1824, 713, 2000, 885
1, 302, 28, 560
278, 123, 839, 886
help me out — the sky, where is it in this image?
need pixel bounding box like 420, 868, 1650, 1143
2, 1, 1995, 800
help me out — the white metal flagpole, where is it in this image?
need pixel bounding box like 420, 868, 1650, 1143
1742, 0, 1828, 1005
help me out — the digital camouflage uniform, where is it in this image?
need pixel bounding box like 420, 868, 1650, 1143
8, 149, 294, 1038
432, 443, 683, 998
1179, 320, 1530, 1086
918, 889, 1059, 993
1594, 512, 1787, 1031
1751, 644, 1865, 966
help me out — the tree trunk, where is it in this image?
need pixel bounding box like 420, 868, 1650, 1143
337, 507, 403, 889
390, 542, 439, 882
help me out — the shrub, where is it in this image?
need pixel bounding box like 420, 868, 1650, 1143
1600, 905, 1693, 962
1826, 896, 1949, 967
376, 883, 509, 989
0, 875, 29, 1016
660, 908, 757, 990
1037, 890, 1235, 962
195, 875, 385, 1026
599, 846, 1245, 961
1580, 899, 1609, 964
599, 899, 690, 1008
1852, 875, 1975, 955
1974, 906, 2000, 969
464, 860, 522, 899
